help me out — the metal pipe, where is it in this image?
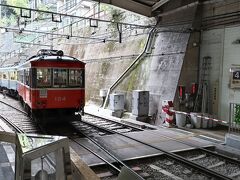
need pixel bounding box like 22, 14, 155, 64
14, 41, 52, 47
102, 27, 156, 108
82, 51, 185, 63
0, 26, 117, 42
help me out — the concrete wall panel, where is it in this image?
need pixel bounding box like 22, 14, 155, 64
200, 26, 240, 122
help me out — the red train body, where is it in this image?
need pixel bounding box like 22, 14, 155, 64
1, 50, 85, 122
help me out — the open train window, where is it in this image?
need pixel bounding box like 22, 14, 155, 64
37, 68, 51, 87
69, 69, 83, 87
53, 69, 67, 88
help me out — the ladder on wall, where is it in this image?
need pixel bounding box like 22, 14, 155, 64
194, 56, 211, 113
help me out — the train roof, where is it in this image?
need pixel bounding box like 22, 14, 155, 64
26, 49, 84, 63
0, 64, 18, 71
19, 49, 85, 67
29, 55, 82, 62
0, 50, 85, 70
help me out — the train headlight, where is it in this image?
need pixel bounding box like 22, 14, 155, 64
36, 100, 47, 108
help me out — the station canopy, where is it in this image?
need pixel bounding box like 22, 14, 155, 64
94, 0, 206, 17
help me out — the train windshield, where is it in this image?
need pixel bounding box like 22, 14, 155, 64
37, 68, 51, 87
53, 69, 67, 87
69, 69, 83, 87
34, 68, 84, 88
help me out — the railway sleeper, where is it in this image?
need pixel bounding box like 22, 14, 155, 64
188, 154, 207, 161
207, 161, 225, 169
149, 164, 184, 180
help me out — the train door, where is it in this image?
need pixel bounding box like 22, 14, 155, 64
17, 70, 24, 101
22, 70, 26, 101
29, 69, 32, 103
25, 69, 30, 104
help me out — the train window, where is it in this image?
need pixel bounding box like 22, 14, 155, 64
69, 69, 83, 87
37, 68, 51, 87
10, 71, 17, 80
25, 69, 30, 86
17, 71, 24, 83
3, 73, 7, 79
53, 69, 67, 87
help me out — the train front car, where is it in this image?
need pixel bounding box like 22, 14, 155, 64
18, 50, 85, 122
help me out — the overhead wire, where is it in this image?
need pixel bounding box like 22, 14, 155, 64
0, 3, 153, 28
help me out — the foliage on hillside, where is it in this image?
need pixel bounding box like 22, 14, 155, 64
6, 0, 29, 15
235, 104, 240, 124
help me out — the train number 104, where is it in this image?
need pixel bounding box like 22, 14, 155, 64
54, 96, 66, 102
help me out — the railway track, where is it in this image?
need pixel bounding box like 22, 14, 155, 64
71, 113, 147, 137
70, 120, 213, 179
1, 96, 239, 179
0, 100, 40, 133
178, 149, 240, 179
71, 113, 240, 180
126, 155, 213, 180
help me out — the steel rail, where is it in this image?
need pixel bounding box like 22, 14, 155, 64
0, 114, 24, 133
72, 121, 144, 180
0, 100, 45, 134
0, 101, 57, 170
0, 114, 50, 170
144, 126, 240, 166
80, 118, 232, 180
0, 100, 28, 116
84, 113, 148, 131
70, 138, 121, 173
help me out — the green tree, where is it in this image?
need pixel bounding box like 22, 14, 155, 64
6, 0, 29, 15
0, 15, 16, 26
235, 104, 240, 124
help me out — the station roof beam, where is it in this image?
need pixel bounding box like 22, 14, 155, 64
96, 0, 153, 17
94, 0, 213, 17
93, 0, 172, 17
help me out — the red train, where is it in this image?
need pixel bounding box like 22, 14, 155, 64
0, 49, 85, 122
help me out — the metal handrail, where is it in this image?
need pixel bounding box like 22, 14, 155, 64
102, 26, 156, 108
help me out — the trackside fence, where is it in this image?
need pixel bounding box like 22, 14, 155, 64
229, 103, 240, 135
